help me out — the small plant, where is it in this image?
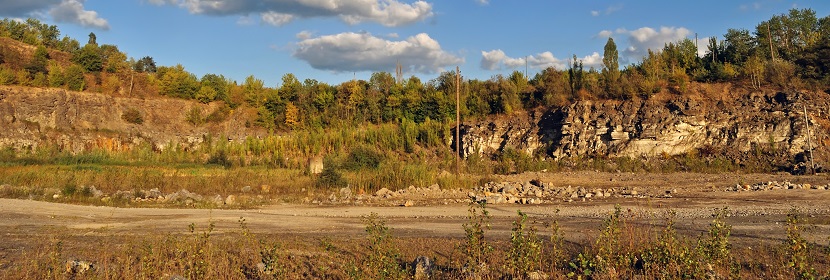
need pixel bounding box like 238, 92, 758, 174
547, 209, 565, 272
785, 208, 817, 279
698, 207, 736, 278
185, 222, 214, 279
568, 253, 597, 279
460, 201, 493, 276
258, 240, 284, 279
362, 212, 405, 279
186, 106, 205, 126
595, 205, 623, 271
121, 108, 144, 124
506, 210, 542, 278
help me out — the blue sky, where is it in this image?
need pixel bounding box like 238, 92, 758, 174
2, 0, 829, 86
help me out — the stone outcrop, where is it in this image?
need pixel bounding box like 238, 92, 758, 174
460, 87, 829, 161
0, 85, 264, 153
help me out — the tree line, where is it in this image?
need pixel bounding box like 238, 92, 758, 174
1, 8, 829, 133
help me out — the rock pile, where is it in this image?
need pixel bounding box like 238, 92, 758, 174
727, 181, 829, 192
320, 184, 466, 205
469, 181, 653, 204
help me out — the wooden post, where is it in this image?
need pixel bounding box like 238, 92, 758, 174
804, 105, 815, 174
768, 23, 775, 61
456, 66, 461, 178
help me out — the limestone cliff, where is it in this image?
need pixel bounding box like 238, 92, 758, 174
0, 86, 264, 153
461, 84, 830, 164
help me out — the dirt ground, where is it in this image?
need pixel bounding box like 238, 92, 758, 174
1, 171, 829, 272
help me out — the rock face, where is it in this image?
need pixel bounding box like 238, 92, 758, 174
461, 88, 827, 160
0, 85, 264, 153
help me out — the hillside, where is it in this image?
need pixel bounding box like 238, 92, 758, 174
1, 82, 828, 174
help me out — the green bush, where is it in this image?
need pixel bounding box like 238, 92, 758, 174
315, 161, 346, 188
121, 108, 144, 124
342, 145, 383, 171
206, 150, 231, 168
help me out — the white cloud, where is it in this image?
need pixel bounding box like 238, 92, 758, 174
597, 30, 613, 38
591, 3, 622, 16
579, 52, 603, 70
260, 11, 294, 26
386, 32, 399, 38
49, 0, 109, 30
0, 0, 109, 30
293, 32, 463, 74
614, 26, 692, 61
480, 50, 507, 70
295, 30, 314, 40
696, 36, 710, 58
476, 0, 489, 5
481, 49, 575, 71
167, 0, 433, 27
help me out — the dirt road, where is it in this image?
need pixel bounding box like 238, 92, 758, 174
1, 187, 828, 241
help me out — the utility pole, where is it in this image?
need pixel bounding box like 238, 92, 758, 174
768, 23, 776, 61
804, 105, 815, 174
456, 66, 461, 178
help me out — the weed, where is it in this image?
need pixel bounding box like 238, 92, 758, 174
185, 221, 215, 279
785, 208, 817, 279
546, 209, 565, 273
699, 207, 736, 278
258, 240, 284, 279
568, 253, 597, 279
506, 210, 542, 278
460, 200, 492, 276
362, 212, 405, 279
595, 205, 623, 272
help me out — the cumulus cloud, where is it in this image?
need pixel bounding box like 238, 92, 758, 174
0, 0, 109, 29
293, 32, 463, 74
579, 52, 604, 70
49, 0, 109, 30
597, 30, 613, 38
163, 0, 433, 27
481, 50, 568, 71
604, 26, 692, 62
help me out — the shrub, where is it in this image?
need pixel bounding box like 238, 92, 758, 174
206, 104, 231, 123
342, 145, 383, 171
785, 208, 817, 279
206, 150, 231, 168
362, 213, 405, 279
121, 108, 144, 124
315, 161, 346, 188
506, 210, 542, 278
460, 201, 492, 276
186, 106, 205, 126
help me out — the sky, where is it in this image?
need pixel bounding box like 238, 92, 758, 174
1, 0, 829, 87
